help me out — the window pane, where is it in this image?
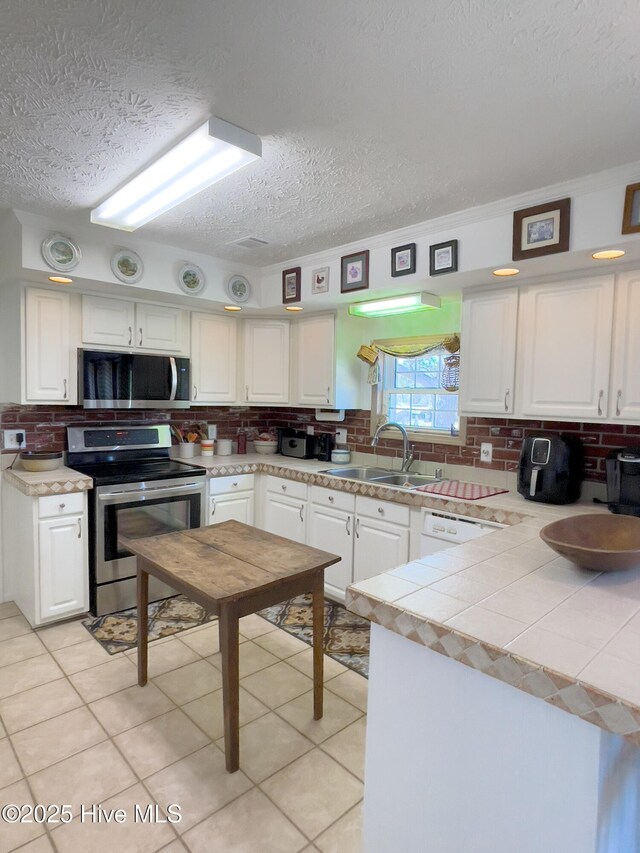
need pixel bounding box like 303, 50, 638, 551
395, 358, 414, 372
436, 394, 459, 411
388, 407, 411, 425
415, 355, 440, 371
395, 372, 415, 389
434, 411, 458, 430
392, 394, 411, 409
411, 411, 434, 428
415, 372, 440, 389
412, 394, 434, 409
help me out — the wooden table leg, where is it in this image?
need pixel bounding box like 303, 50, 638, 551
312, 571, 324, 720
219, 603, 240, 772
137, 564, 149, 686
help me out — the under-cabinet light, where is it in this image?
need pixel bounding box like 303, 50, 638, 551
91, 117, 262, 231
492, 267, 520, 277
592, 249, 625, 260
48, 275, 73, 284
348, 292, 441, 318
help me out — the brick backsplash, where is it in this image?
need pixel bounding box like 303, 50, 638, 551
2, 404, 639, 483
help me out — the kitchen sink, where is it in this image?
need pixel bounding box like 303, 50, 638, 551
320, 466, 397, 482
321, 467, 445, 490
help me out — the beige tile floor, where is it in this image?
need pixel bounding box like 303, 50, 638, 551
0, 601, 366, 853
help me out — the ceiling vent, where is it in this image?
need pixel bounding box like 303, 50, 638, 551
229, 236, 270, 250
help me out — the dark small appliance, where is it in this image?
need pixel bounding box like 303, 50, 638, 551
606, 447, 640, 517
517, 434, 583, 504
316, 433, 335, 462
280, 431, 317, 459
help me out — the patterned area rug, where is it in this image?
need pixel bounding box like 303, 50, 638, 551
82, 593, 370, 677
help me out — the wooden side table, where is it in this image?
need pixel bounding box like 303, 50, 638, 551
125, 520, 340, 772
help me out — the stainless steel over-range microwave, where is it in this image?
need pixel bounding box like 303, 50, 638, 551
78, 349, 190, 409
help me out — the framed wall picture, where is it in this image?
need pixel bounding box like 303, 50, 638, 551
429, 239, 458, 276
311, 266, 330, 294
282, 266, 301, 303
512, 197, 571, 261
622, 182, 640, 234
391, 243, 416, 277
340, 250, 369, 293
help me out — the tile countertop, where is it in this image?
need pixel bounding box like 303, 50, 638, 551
346, 497, 640, 745
3, 465, 93, 497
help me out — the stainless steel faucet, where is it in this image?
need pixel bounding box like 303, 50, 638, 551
371, 421, 415, 472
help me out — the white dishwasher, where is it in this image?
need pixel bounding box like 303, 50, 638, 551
420, 510, 506, 557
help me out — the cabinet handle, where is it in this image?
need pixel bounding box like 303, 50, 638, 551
328, 495, 334, 502
355, 518, 360, 539
63, 378, 67, 400
193, 385, 198, 400
128, 326, 132, 346
346, 516, 351, 535
504, 389, 509, 412
59, 503, 66, 510
211, 498, 216, 517
299, 505, 304, 522
245, 385, 249, 402
139, 328, 143, 346
378, 506, 384, 515
281, 484, 287, 491
232, 482, 238, 487
326, 386, 331, 404
616, 389, 622, 416
597, 389, 604, 416
77, 518, 82, 539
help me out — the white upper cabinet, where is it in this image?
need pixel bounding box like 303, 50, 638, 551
243, 319, 290, 404
459, 288, 518, 415
82, 295, 135, 348
191, 312, 238, 404
610, 271, 640, 421
81, 296, 187, 353
292, 314, 335, 406
136, 302, 186, 352
25, 288, 74, 403
519, 275, 614, 419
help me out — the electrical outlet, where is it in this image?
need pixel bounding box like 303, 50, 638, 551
480, 442, 493, 463
335, 428, 347, 444
207, 424, 217, 440
3, 430, 24, 450
306, 425, 315, 435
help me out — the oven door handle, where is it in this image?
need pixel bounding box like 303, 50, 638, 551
169, 357, 178, 402
98, 482, 203, 499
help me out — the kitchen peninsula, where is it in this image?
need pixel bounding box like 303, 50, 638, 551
346, 492, 640, 853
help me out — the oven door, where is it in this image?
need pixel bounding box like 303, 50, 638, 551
95, 477, 205, 585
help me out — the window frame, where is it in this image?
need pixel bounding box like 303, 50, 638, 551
369, 334, 466, 446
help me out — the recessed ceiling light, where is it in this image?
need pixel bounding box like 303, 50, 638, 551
48, 275, 73, 284
348, 292, 441, 318
91, 117, 262, 231
224, 305, 242, 312
492, 268, 519, 277
285, 306, 304, 312
592, 249, 625, 260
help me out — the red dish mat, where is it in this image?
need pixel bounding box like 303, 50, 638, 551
415, 480, 509, 500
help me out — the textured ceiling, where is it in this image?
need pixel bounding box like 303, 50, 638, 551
1, 0, 640, 265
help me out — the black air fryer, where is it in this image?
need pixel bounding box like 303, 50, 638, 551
517, 434, 583, 504
606, 447, 640, 517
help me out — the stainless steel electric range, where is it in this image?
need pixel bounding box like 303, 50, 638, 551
67, 424, 207, 616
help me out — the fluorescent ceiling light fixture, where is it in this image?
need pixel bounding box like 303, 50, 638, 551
48, 275, 73, 284
592, 249, 625, 260
349, 292, 441, 318
223, 305, 242, 312
493, 267, 519, 276
91, 117, 262, 231
285, 306, 303, 312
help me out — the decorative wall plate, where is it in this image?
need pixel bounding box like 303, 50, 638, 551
226, 274, 252, 304
178, 263, 206, 295
111, 249, 143, 283
41, 234, 81, 272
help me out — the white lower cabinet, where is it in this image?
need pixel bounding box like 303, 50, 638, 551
263, 493, 307, 543
3, 487, 89, 627
207, 475, 255, 525
353, 498, 410, 584
307, 487, 355, 599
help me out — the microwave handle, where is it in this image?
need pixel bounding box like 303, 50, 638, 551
169, 357, 178, 401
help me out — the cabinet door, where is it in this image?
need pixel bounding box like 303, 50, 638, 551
459, 288, 518, 415
307, 504, 353, 595
209, 492, 254, 526
610, 272, 640, 420
293, 315, 335, 406
82, 296, 135, 348
191, 313, 238, 403
353, 516, 409, 583
520, 276, 614, 419
39, 514, 88, 621
25, 288, 73, 403
243, 320, 290, 404
136, 303, 186, 352
263, 493, 305, 543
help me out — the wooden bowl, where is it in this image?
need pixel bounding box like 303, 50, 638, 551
540, 513, 640, 572
19, 451, 63, 472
